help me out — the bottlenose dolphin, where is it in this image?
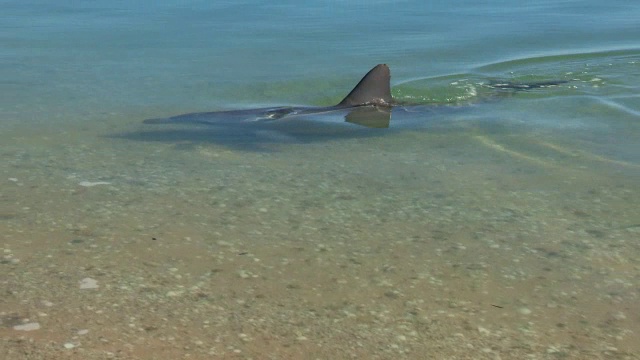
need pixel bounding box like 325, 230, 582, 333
142, 64, 567, 142
144, 64, 396, 129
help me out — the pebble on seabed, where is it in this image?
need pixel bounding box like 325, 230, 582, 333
13, 322, 40, 331
79, 277, 99, 289
518, 307, 532, 315
78, 181, 111, 187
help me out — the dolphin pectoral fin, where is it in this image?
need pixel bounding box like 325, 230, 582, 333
255, 107, 297, 121
338, 64, 393, 107
344, 106, 391, 128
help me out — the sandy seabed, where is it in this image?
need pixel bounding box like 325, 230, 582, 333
2, 125, 639, 359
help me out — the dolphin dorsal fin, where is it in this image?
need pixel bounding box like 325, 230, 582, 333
338, 64, 392, 107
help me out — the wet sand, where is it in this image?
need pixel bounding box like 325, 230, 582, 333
2, 125, 639, 359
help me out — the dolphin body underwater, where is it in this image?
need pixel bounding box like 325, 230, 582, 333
142, 64, 567, 144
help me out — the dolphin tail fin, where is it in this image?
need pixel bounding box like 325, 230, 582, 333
488, 79, 569, 90
338, 64, 393, 107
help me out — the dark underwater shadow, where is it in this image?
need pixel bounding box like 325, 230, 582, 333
109, 104, 499, 152
109, 123, 394, 152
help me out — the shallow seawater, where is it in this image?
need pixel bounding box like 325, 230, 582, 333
2, 1, 640, 359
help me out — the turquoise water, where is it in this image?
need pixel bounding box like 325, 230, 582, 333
3, 1, 639, 162
2, 1, 640, 358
